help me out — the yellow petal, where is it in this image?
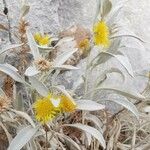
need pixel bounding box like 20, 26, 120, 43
93, 21, 110, 47
60, 95, 77, 112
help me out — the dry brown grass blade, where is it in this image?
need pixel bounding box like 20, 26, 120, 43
0, 24, 8, 31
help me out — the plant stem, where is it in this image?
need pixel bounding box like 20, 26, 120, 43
44, 125, 48, 150
3, 0, 13, 43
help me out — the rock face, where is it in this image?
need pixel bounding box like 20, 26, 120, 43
1, 0, 150, 46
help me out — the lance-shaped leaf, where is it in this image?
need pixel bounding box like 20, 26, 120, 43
26, 29, 41, 59
94, 0, 101, 22
53, 48, 78, 66
25, 66, 40, 76
76, 100, 105, 111
96, 85, 145, 100
29, 76, 49, 97
102, 0, 112, 19
0, 64, 26, 83
8, 126, 38, 150
96, 67, 125, 87
64, 123, 106, 149
53, 65, 79, 70
110, 28, 145, 43
0, 44, 23, 55
94, 52, 134, 77
10, 109, 35, 127
100, 97, 139, 119
20, 0, 30, 18
56, 133, 81, 150
84, 114, 103, 131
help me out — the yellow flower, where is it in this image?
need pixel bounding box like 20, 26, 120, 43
33, 93, 77, 123
34, 33, 50, 46
34, 33, 41, 43
33, 95, 59, 124
78, 39, 90, 50
93, 21, 110, 47
60, 95, 77, 113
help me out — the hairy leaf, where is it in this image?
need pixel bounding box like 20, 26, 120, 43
29, 76, 49, 97
26, 29, 41, 59
64, 123, 106, 149
8, 126, 38, 150
76, 100, 105, 111
0, 64, 26, 83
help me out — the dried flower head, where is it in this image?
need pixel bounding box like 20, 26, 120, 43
34, 33, 50, 46
0, 96, 10, 112
78, 39, 90, 50
35, 58, 52, 71
93, 21, 110, 47
78, 38, 90, 57
60, 95, 77, 113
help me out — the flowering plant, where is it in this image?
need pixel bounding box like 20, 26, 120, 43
0, 0, 149, 150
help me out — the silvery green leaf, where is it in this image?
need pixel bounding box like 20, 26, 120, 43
10, 109, 35, 127
92, 52, 111, 67
38, 45, 54, 51
53, 48, 78, 66
8, 126, 38, 150
26, 29, 41, 59
0, 44, 23, 55
53, 65, 79, 70
0, 64, 25, 83
85, 132, 92, 146
113, 53, 134, 77
94, 0, 101, 22
56, 133, 81, 150
106, 3, 123, 25
29, 76, 49, 97
94, 52, 134, 77
102, 0, 112, 19
96, 67, 125, 87
64, 123, 106, 149
56, 37, 74, 47
84, 114, 103, 130
101, 98, 139, 119
25, 66, 40, 76
110, 28, 145, 43
72, 76, 84, 92
96, 86, 145, 100
76, 100, 105, 111
20, 0, 30, 18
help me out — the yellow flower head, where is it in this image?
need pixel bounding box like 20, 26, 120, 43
60, 95, 77, 113
78, 39, 90, 50
33, 95, 59, 124
34, 33, 50, 46
93, 21, 110, 47
33, 93, 77, 123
